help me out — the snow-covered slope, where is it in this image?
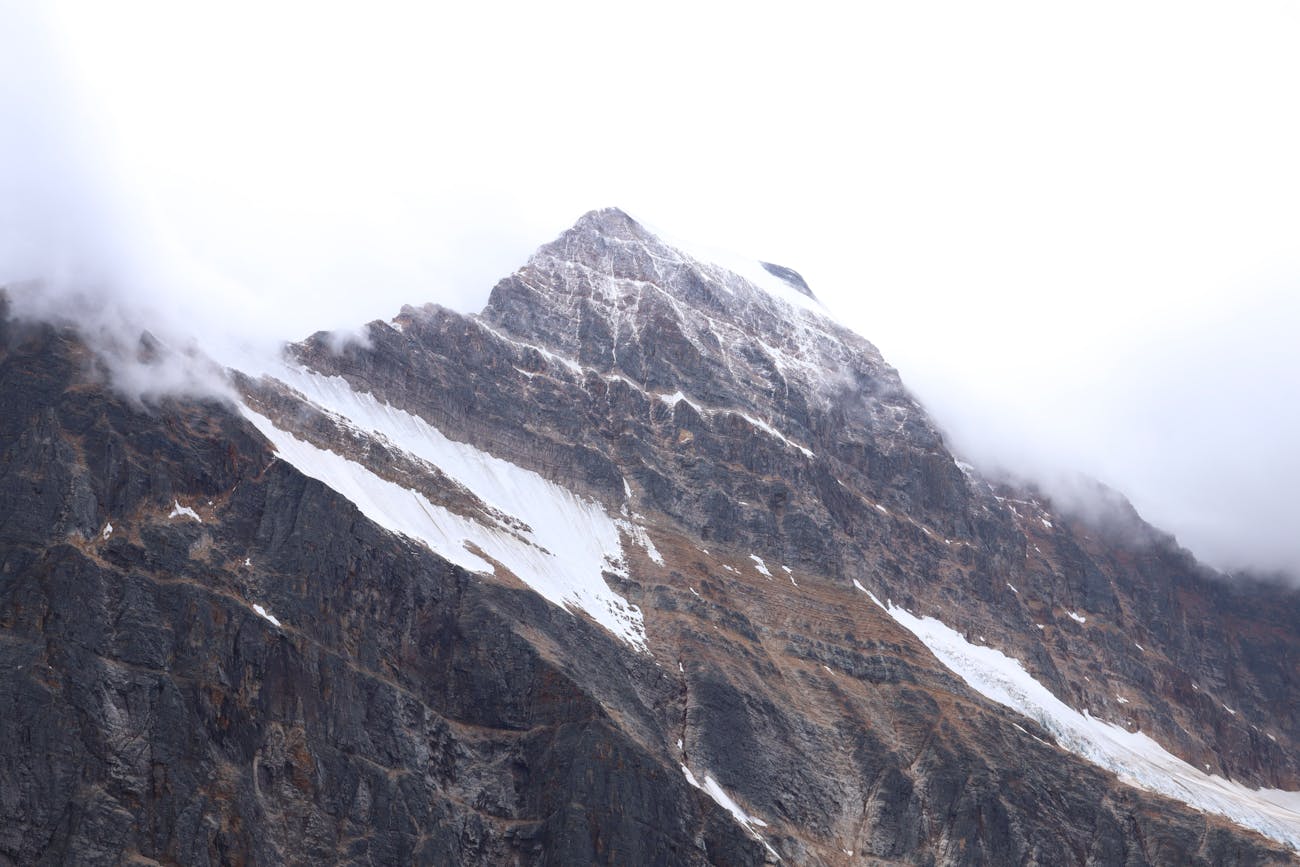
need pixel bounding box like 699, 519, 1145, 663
856, 583, 1300, 849
241, 367, 655, 650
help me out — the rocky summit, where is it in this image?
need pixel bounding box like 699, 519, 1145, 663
1, 208, 1298, 865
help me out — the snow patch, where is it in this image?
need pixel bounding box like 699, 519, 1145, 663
101, 522, 113, 540
1006, 583, 1019, 594
658, 390, 702, 414
241, 382, 647, 651
1067, 611, 1087, 624
749, 554, 772, 578
651, 384, 816, 466
736, 412, 814, 459
852, 582, 888, 611
169, 501, 201, 522
476, 320, 583, 376
864, 595, 1300, 850
252, 604, 281, 628
701, 775, 769, 830
615, 519, 665, 566
675, 771, 778, 857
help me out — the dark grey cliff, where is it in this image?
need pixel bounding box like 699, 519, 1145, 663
0, 303, 769, 865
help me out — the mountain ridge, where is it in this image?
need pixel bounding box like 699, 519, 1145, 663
276, 210, 1300, 830
1, 210, 1298, 863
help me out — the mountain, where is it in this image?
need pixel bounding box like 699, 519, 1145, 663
1, 208, 1297, 865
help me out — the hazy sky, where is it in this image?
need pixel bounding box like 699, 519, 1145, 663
3, 2, 1299, 578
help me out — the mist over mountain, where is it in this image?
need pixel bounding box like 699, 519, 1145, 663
5, 1, 1299, 582
3, 6, 1300, 858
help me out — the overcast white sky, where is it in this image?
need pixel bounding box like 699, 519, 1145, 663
3, 1, 1299, 578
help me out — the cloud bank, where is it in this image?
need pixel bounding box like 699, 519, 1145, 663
3, 2, 1298, 580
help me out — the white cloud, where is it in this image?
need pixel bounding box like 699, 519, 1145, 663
3, 1, 1299, 577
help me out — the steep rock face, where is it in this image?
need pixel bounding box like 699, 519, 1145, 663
1, 205, 1298, 866
298, 208, 1300, 790
0, 308, 767, 865
489, 210, 1300, 791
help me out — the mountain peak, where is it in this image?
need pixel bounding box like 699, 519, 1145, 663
539, 208, 821, 307
567, 206, 650, 241
481, 207, 900, 427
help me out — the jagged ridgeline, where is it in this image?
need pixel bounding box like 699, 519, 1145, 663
1, 210, 1297, 865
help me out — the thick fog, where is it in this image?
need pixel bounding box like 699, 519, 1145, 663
3, 3, 1298, 579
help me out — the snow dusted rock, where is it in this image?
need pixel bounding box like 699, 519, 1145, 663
2, 207, 1299, 866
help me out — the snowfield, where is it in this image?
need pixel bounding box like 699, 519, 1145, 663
241, 369, 652, 650
855, 584, 1300, 850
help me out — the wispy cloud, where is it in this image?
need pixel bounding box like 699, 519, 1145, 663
3, 3, 1298, 580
